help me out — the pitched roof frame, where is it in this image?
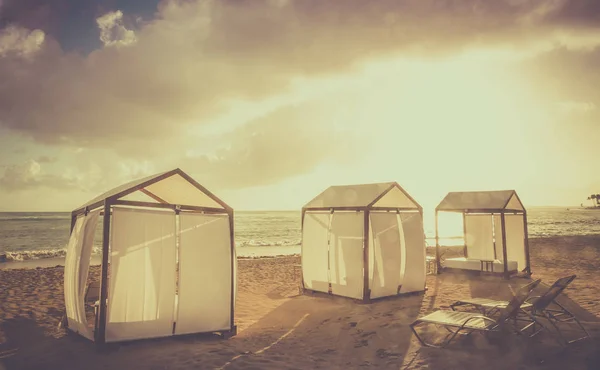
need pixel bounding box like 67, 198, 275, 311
435, 190, 525, 213
73, 168, 231, 215
303, 182, 422, 211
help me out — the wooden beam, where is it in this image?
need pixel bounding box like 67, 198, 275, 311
366, 183, 396, 208
523, 212, 532, 275
435, 210, 442, 273
140, 188, 168, 203
72, 169, 180, 216
369, 207, 421, 212
304, 206, 368, 212
111, 200, 227, 214
96, 201, 111, 346
363, 210, 370, 302
175, 169, 233, 211
500, 212, 509, 280
462, 212, 468, 258
300, 209, 306, 292
228, 210, 236, 333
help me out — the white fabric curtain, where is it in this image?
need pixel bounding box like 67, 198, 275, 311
464, 214, 494, 260
329, 212, 364, 300
493, 215, 504, 261
64, 216, 84, 335
369, 213, 403, 299
301, 212, 331, 293
398, 212, 426, 293
505, 214, 526, 271
106, 208, 177, 343
64, 210, 101, 340
175, 213, 232, 335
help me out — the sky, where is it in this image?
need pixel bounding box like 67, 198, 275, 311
0, 0, 599, 212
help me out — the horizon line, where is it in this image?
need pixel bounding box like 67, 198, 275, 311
0, 205, 588, 213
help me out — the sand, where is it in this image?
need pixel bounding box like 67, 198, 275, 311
1, 236, 600, 370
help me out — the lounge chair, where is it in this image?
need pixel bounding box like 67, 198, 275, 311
84, 281, 101, 316
410, 279, 541, 348
449, 275, 590, 344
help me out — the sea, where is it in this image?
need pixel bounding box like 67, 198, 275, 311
1, 207, 599, 269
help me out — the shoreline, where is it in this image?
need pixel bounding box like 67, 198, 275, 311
2, 234, 598, 270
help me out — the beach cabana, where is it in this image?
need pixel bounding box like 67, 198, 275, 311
435, 190, 531, 279
63, 168, 236, 346
301, 182, 426, 302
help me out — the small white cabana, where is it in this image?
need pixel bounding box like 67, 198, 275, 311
301, 182, 426, 302
435, 190, 531, 279
63, 168, 236, 346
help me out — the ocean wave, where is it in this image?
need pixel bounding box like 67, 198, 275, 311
1, 246, 102, 262
236, 239, 301, 247
0, 216, 71, 222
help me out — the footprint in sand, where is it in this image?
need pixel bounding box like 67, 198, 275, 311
354, 339, 369, 348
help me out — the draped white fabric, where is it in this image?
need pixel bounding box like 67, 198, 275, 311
329, 212, 364, 299
64, 216, 84, 335
493, 214, 504, 261
301, 212, 331, 293
64, 210, 101, 339
369, 213, 403, 299
398, 212, 426, 293
175, 213, 232, 334
505, 215, 526, 271
106, 208, 177, 342
464, 215, 494, 260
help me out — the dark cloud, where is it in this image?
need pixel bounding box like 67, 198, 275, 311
2, 0, 598, 149
36, 155, 56, 163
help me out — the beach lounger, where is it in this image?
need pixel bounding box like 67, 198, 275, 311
84, 281, 101, 316
449, 275, 590, 344
410, 279, 541, 348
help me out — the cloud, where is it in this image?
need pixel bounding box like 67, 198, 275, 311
2, 1, 600, 147
559, 101, 596, 115
2, 0, 600, 197
36, 155, 56, 163
96, 10, 136, 47
0, 25, 45, 57
180, 100, 364, 189
0, 159, 75, 191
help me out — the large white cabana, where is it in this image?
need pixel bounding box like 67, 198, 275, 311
301, 182, 426, 302
435, 190, 531, 279
63, 168, 236, 346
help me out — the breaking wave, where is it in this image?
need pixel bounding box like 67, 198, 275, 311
236, 239, 301, 247
1, 246, 102, 262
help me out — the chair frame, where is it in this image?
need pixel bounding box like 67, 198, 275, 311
410, 279, 541, 348
449, 275, 590, 345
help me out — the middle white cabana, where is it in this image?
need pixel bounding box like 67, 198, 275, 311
301, 182, 426, 302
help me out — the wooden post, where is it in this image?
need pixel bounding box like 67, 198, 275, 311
491, 213, 497, 260
70, 212, 77, 233
228, 209, 236, 334
500, 212, 509, 280
462, 212, 468, 258
523, 212, 531, 275
363, 210, 370, 302
435, 210, 442, 273
96, 201, 111, 346
300, 209, 306, 292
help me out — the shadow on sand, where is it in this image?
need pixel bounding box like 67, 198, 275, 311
1, 291, 425, 370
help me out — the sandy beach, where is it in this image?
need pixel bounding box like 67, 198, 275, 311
1, 235, 600, 370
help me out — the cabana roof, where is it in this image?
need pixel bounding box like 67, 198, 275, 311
303, 182, 421, 210
74, 168, 231, 214
436, 190, 525, 212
